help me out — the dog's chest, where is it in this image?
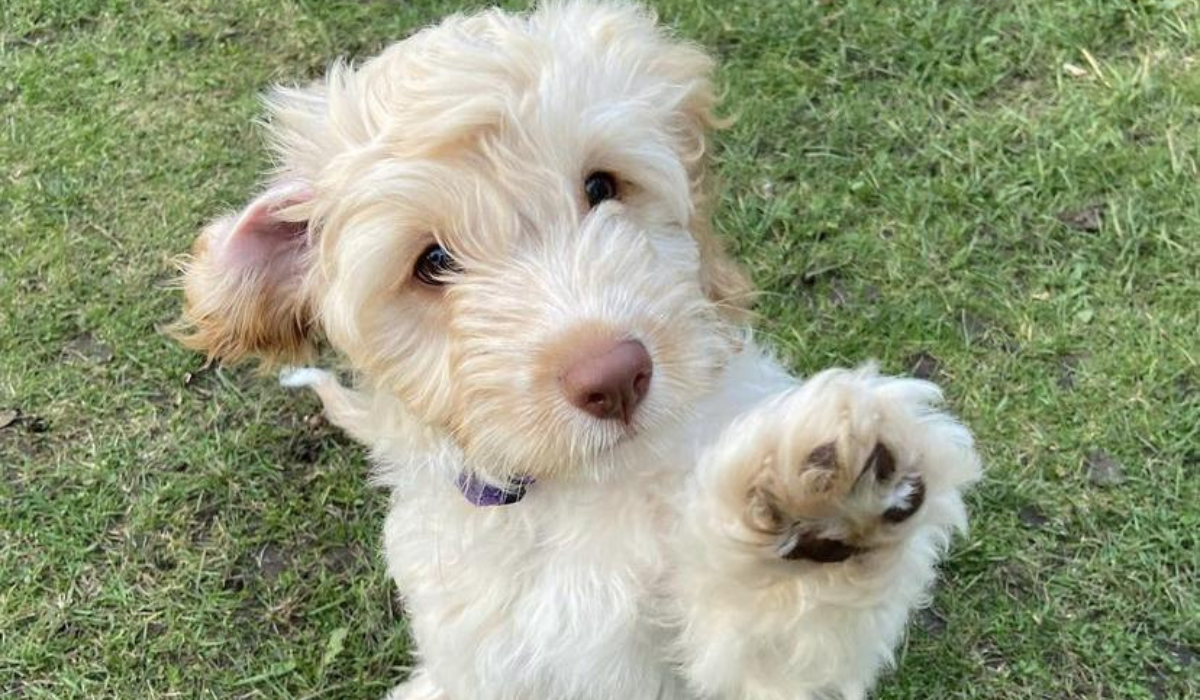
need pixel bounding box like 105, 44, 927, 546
383, 470, 687, 700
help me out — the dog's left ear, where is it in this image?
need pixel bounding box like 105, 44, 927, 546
659, 40, 754, 321
692, 213, 753, 322
173, 181, 317, 367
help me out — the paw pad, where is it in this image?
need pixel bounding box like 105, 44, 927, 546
767, 441, 928, 564
881, 474, 925, 524
807, 442, 838, 470
863, 442, 896, 480
780, 533, 860, 563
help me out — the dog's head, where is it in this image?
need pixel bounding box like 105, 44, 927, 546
176, 1, 750, 478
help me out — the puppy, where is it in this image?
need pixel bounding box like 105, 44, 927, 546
175, 2, 982, 699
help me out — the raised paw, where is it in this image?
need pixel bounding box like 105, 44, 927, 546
748, 440, 925, 563
734, 368, 975, 565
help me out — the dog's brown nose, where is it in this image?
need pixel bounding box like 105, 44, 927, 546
560, 340, 652, 423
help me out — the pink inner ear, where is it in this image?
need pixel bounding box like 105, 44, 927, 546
219, 183, 314, 268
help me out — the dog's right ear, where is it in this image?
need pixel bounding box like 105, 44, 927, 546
174, 69, 374, 366
173, 181, 317, 367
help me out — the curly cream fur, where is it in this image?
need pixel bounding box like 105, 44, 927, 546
176, 3, 982, 699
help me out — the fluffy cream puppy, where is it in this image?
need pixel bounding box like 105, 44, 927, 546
175, 2, 982, 699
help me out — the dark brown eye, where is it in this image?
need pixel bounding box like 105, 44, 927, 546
584, 171, 619, 208
414, 244, 460, 286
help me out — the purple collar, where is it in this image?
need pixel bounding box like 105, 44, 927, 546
456, 473, 534, 506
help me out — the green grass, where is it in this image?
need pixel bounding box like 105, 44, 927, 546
2, 0, 1197, 698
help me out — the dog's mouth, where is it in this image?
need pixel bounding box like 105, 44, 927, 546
575, 417, 641, 457
602, 422, 641, 450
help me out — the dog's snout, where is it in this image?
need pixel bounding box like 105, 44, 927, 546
560, 340, 652, 423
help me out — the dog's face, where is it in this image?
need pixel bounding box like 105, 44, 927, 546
177, 2, 750, 478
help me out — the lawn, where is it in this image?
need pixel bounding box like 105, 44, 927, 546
1, 0, 1197, 698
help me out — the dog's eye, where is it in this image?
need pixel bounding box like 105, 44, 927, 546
414, 244, 460, 287
584, 171, 619, 208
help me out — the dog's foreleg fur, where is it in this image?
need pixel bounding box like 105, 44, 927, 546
384, 670, 448, 700
279, 367, 380, 443
670, 370, 981, 700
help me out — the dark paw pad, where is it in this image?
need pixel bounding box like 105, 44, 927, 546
881, 475, 926, 523
864, 442, 896, 480
780, 532, 861, 563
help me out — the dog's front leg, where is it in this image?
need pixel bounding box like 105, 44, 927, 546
671, 367, 981, 700
281, 369, 449, 700
382, 670, 448, 700
280, 367, 436, 452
